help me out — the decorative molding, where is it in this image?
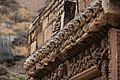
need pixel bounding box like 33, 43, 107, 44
40, 38, 109, 80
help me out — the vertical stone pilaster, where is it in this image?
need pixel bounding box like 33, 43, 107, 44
109, 28, 120, 80
116, 29, 120, 80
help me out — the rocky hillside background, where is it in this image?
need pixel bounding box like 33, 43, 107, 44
0, 0, 49, 79
0, 0, 37, 55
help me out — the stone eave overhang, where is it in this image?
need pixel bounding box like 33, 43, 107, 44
24, 0, 120, 78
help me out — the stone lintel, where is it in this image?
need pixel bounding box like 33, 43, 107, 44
69, 66, 101, 80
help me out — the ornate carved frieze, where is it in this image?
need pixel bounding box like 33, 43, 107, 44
41, 38, 110, 80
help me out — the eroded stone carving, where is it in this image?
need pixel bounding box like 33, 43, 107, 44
101, 60, 108, 80
92, 0, 102, 16
83, 7, 94, 22
58, 64, 67, 79
24, 0, 104, 78
41, 38, 109, 80
52, 15, 61, 36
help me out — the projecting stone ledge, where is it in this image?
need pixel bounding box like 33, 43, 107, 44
24, 0, 120, 79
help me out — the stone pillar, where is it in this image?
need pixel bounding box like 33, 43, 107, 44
102, 0, 120, 27
102, 0, 120, 15
109, 28, 120, 80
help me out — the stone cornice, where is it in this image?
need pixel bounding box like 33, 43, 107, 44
24, 0, 120, 78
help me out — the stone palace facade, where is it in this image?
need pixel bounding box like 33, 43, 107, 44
24, 0, 120, 80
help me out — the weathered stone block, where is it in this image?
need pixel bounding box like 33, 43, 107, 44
37, 32, 44, 48
44, 24, 54, 42
102, 0, 120, 15
102, 0, 120, 26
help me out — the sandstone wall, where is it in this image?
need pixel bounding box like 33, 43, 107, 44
28, 0, 96, 54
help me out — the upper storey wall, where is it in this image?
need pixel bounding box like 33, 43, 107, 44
28, 0, 95, 54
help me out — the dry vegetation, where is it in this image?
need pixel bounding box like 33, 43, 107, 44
0, 7, 36, 35
17, 8, 36, 20
0, 0, 37, 55
0, 10, 32, 54
0, 0, 40, 79
0, 15, 11, 22
15, 46, 28, 56
12, 22, 30, 31
0, 65, 25, 80
0, 26, 16, 35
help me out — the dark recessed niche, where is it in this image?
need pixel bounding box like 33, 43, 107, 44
64, 1, 76, 25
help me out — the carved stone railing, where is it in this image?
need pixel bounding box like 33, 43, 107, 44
24, 0, 120, 79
